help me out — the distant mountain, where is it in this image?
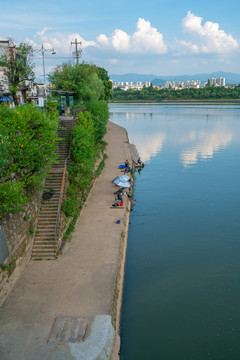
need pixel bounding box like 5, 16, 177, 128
110, 71, 240, 85
110, 73, 159, 83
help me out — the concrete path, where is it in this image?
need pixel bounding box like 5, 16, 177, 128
0, 122, 131, 360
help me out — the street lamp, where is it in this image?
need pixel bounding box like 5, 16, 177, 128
34, 44, 56, 94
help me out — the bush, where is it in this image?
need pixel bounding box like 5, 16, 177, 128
83, 100, 109, 143
0, 103, 59, 218
62, 105, 108, 221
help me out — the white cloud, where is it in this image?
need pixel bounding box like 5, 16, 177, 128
111, 29, 131, 52
36, 27, 51, 38
132, 132, 166, 162
181, 11, 239, 54
96, 34, 109, 47
179, 40, 199, 53
27, 29, 97, 54
180, 130, 232, 167
97, 17, 167, 54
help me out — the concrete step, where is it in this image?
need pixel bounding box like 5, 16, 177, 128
34, 239, 55, 244
46, 177, 63, 180
39, 214, 57, 218
36, 228, 56, 233
40, 207, 58, 212
35, 235, 56, 240
37, 225, 56, 230
45, 181, 62, 183
32, 249, 56, 254
32, 254, 56, 260
39, 207, 58, 211
45, 179, 63, 183
41, 204, 59, 208
37, 224, 57, 229
43, 186, 62, 190
37, 222, 56, 227
33, 245, 56, 250
35, 233, 55, 237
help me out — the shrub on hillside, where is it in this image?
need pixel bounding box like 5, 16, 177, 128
0, 103, 59, 218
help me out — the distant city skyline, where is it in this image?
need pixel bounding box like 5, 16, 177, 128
1, 0, 240, 78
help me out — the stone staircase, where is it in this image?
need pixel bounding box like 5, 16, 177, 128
31, 118, 74, 260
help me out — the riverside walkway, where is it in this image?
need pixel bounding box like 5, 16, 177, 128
0, 121, 131, 360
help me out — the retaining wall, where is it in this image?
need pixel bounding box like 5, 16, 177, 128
0, 191, 41, 306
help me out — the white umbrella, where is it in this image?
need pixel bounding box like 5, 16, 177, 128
112, 175, 130, 184
114, 180, 131, 188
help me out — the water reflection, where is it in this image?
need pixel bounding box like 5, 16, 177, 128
180, 130, 233, 167
110, 104, 237, 167
131, 132, 166, 162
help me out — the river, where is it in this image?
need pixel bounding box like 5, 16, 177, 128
109, 103, 240, 360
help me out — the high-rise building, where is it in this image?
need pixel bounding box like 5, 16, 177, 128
216, 77, 226, 87
209, 77, 217, 86
208, 77, 225, 87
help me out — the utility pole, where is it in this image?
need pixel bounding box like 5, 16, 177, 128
71, 39, 82, 64
34, 44, 56, 94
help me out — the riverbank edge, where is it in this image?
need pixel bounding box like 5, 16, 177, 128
110, 99, 240, 103
110, 127, 133, 360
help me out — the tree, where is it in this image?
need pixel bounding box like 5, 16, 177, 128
48, 63, 105, 102
93, 66, 113, 100
0, 42, 35, 106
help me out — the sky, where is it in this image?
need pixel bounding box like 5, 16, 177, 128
1, 0, 240, 79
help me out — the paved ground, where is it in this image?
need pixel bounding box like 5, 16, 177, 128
0, 122, 131, 360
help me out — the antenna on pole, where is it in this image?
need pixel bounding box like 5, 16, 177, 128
71, 39, 82, 64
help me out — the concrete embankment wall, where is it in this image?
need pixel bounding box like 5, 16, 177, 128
0, 191, 41, 306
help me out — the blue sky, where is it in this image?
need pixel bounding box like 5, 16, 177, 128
1, 0, 240, 78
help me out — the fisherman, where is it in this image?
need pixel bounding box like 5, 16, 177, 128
116, 192, 123, 202
124, 159, 131, 174
124, 165, 131, 174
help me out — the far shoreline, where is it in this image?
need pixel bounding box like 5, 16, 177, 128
110, 99, 240, 103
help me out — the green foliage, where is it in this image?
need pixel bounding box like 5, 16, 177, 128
0, 42, 35, 105
95, 154, 108, 177
62, 106, 108, 227
44, 98, 59, 118
48, 63, 105, 102
112, 85, 240, 102
29, 223, 35, 234
0, 258, 16, 275
92, 66, 113, 100
0, 103, 59, 218
83, 100, 109, 142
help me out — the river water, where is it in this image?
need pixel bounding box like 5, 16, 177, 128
109, 103, 240, 360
